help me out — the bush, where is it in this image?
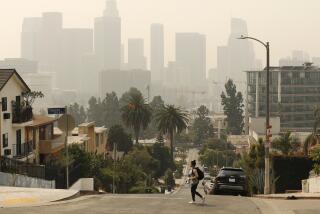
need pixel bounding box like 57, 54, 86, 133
129, 186, 159, 194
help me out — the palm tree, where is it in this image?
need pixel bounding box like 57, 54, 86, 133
272, 132, 300, 155
121, 93, 152, 144
304, 107, 320, 155
155, 105, 189, 160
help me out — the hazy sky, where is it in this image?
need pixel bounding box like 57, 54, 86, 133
1, 0, 320, 69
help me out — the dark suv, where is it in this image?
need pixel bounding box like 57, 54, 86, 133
213, 167, 248, 196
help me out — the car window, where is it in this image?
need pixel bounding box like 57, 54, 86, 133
218, 169, 245, 176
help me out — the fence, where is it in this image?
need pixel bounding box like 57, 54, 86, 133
0, 156, 45, 179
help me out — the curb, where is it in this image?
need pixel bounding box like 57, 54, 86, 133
254, 195, 320, 200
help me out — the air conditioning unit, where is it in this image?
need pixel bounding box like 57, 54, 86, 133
4, 149, 11, 156
3, 113, 10, 120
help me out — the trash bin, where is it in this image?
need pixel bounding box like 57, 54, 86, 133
160, 186, 165, 193
167, 185, 172, 192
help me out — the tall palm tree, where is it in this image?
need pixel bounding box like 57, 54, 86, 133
121, 93, 152, 144
155, 105, 189, 160
304, 107, 320, 155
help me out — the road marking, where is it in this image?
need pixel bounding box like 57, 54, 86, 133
1, 197, 39, 206
104, 196, 185, 200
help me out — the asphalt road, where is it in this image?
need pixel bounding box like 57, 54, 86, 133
2, 185, 262, 214
2, 149, 320, 214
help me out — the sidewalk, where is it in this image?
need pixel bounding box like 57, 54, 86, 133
255, 192, 320, 200
0, 186, 79, 208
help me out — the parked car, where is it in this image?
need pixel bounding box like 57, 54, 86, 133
212, 167, 248, 196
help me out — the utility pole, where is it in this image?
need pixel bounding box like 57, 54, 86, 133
113, 142, 117, 194
238, 36, 271, 194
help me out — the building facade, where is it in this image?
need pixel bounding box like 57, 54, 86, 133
246, 63, 320, 132
128, 38, 146, 70
150, 23, 164, 83
175, 33, 206, 88
94, 0, 121, 70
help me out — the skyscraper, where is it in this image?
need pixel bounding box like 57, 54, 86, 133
227, 18, 255, 82
21, 17, 42, 61
94, 0, 121, 70
150, 23, 164, 83
175, 33, 206, 87
216, 18, 256, 89
128, 38, 146, 70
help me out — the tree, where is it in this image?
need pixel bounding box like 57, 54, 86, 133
311, 145, 320, 175
121, 91, 152, 144
119, 87, 142, 108
143, 96, 165, 139
304, 107, 320, 155
68, 103, 86, 125
149, 143, 174, 178
272, 132, 300, 155
22, 91, 44, 106
192, 105, 214, 145
87, 96, 104, 126
221, 79, 244, 134
155, 105, 189, 160
107, 125, 133, 153
102, 92, 121, 128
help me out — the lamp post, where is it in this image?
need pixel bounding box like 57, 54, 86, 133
238, 35, 270, 195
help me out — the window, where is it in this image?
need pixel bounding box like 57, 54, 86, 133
2, 133, 8, 148
2, 97, 7, 111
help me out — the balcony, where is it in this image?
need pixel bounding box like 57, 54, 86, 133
12, 102, 33, 124
13, 140, 34, 159
39, 136, 65, 154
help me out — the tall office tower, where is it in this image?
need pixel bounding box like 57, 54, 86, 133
21, 17, 42, 60
38, 12, 63, 72
21, 12, 63, 72
60, 29, 93, 90
128, 38, 146, 70
150, 23, 164, 83
227, 18, 255, 83
94, 0, 121, 70
217, 46, 229, 83
175, 33, 206, 88
312, 57, 320, 66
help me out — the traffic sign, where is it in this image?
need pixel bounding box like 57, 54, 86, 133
48, 107, 66, 115
58, 114, 76, 133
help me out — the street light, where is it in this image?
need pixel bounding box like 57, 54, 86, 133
238, 35, 271, 195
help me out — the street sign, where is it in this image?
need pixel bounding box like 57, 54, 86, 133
48, 107, 66, 115
58, 114, 76, 133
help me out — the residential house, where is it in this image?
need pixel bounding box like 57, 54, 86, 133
71, 122, 107, 155
0, 69, 34, 161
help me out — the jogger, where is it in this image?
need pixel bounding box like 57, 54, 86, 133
188, 160, 205, 204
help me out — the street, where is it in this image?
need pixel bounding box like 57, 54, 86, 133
3, 185, 320, 214
2, 148, 320, 214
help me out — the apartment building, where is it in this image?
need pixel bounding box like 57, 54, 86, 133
246, 63, 320, 132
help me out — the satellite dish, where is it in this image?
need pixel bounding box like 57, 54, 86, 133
58, 114, 76, 134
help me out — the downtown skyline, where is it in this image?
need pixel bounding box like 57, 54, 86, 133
1, 0, 320, 70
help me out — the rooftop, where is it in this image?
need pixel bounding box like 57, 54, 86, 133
27, 115, 57, 127
245, 63, 320, 73
0, 69, 31, 91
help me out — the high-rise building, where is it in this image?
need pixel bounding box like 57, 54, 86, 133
246, 63, 320, 132
21, 17, 42, 61
150, 23, 164, 83
60, 28, 93, 89
0, 58, 38, 74
21, 12, 63, 72
99, 69, 151, 98
216, 18, 256, 89
279, 50, 310, 66
128, 38, 146, 70
175, 33, 206, 88
94, 0, 121, 70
